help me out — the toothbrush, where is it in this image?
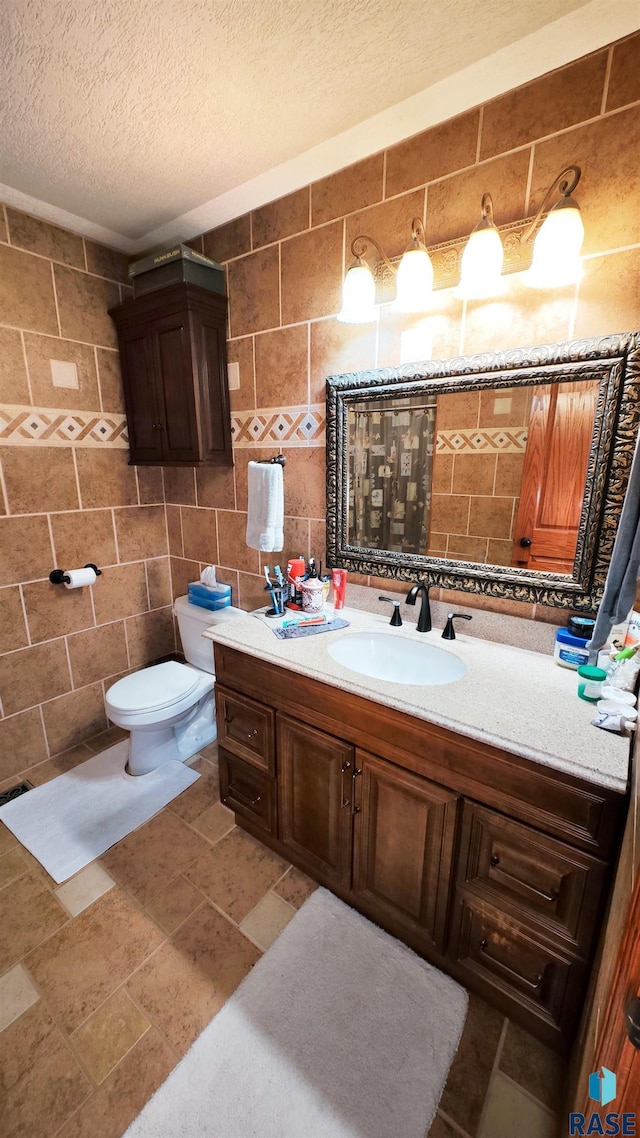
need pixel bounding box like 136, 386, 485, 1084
274, 565, 284, 586
263, 565, 272, 586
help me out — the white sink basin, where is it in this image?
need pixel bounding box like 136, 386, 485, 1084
327, 632, 467, 686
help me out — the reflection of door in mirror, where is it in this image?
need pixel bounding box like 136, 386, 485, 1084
428, 386, 531, 565
512, 381, 599, 574
348, 400, 436, 552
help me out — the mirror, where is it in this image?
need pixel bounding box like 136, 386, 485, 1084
326, 332, 640, 610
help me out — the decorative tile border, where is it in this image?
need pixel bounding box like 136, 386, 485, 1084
436, 428, 527, 454
0, 405, 128, 447
231, 405, 325, 447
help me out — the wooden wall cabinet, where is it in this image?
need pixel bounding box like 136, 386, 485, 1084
214, 645, 627, 1052
109, 282, 232, 466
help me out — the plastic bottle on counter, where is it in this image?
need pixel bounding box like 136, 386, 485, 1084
551, 619, 592, 669
577, 665, 608, 702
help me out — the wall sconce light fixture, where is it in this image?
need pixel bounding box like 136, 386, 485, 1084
337, 164, 585, 321
455, 192, 504, 300
522, 164, 584, 289
338, 218, 433, 323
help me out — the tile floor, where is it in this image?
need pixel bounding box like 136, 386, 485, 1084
0, 737, 566, 1138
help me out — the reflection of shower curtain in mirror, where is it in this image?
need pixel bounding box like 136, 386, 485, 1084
349, 403, 436, 553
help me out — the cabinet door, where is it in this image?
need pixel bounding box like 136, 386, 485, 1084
192, 305, 233, 465
118, 324, 164, 463
277, 715, 353, 890
153, 311, 201, 462
352, 750, 459, 951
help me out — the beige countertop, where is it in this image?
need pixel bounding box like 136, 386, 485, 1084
203, 606, 631, 795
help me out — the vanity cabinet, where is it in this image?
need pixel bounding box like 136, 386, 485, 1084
109, 282, 232, 467
214, 645, 626, 1052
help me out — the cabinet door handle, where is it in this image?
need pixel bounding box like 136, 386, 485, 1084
228, 782, 261, 807
341, 797, 351, 808
341, 760, 351, 772
353, 805, 361, 815
227, 715, 258, 741
479, 938, 544, 991
490, 855, 559, 902
353, 767, 362, 777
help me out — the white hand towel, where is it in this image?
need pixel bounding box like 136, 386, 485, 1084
246, 461, 284, 552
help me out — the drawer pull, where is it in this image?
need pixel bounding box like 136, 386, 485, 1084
489, 855, 559, 903
228, 782, 262, 807
228, 718, 259, 741
479, 937, 544, 991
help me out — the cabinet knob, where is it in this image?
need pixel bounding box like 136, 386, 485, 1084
490, 854, 500, 867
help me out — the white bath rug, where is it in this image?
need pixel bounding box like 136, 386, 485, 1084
124, 887, 468, 1138
0, 742, 199, 884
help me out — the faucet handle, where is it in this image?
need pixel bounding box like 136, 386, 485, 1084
442, 613, 472, 640
378, 596, 403, 627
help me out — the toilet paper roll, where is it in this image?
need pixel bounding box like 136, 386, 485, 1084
64, 566, 97, 589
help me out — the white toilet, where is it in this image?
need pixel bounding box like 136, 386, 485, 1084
105, 596, 242, 776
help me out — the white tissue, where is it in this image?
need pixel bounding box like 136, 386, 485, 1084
200, 566, 218, 588
64, 566, 97, 589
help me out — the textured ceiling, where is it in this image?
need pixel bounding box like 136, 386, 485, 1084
0, 0, 623, 244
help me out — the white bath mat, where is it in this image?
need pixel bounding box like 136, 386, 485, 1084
0, 742, 199, 884
124, 887, 468, 1138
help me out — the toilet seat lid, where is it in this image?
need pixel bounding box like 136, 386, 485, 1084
107, 661, 200, 713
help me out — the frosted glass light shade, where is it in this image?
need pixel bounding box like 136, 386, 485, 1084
524, 203, 585, 289
456, 225, 504, 299
337, 262, 377, 323
393, 247, 434, 313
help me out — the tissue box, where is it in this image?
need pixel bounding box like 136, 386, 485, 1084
187, 582, 231, 611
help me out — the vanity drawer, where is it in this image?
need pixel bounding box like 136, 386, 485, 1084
219, 749, 277, 836
450, 897, 586, 1043
455, 801, 606, 954
216, 687, 275, 773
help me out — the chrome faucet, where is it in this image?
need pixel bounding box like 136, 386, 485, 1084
405, 580, 432, 633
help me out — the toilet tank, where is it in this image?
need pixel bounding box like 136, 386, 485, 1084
174, 596, 243, 674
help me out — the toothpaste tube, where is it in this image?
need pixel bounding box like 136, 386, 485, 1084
282, 615, 327, 628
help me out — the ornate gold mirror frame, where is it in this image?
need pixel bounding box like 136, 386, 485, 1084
326, 332, 640, 610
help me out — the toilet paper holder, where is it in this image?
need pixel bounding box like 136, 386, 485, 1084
49, 563, 102, 585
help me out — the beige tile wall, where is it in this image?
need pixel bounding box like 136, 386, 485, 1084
0, 210, 173, 785
184, 29, 640, 625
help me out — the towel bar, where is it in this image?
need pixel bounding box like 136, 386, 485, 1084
257, 454, 285, 466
